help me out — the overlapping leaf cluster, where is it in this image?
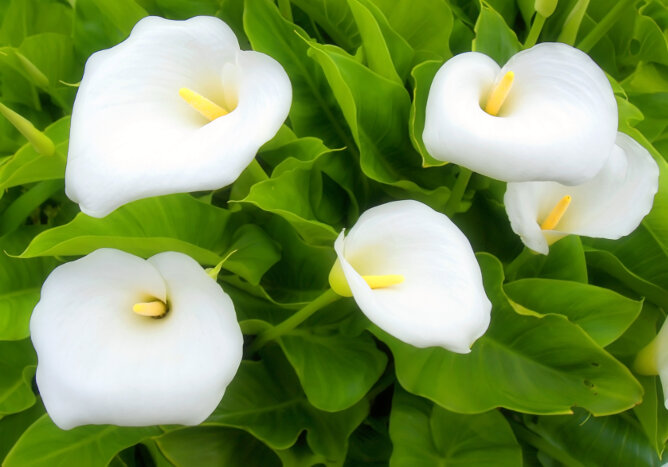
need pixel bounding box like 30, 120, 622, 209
0, 0, 667, 465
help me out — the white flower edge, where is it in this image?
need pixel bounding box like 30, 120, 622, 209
504, 132, 660, 255
30, 249, 243, 429
423, 42, 617, 184
65, 16, 292, 217
332, 200, 491, 353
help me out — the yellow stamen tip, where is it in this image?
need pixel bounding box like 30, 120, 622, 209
179, 87, 228, 121
484, 71, 515, 116
540, 195, 572, 231
132, 300, 167, 318
363, 274, 405, 289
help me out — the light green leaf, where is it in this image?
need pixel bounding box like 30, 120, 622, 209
0, 0, 72, 47
347, 0, 414, 83
376, 253, 643, 416
289, 0, 360, 52
504, 278, 643, 346
389, 388, 522, 466
0, 399, 45, 462
0, 116, 69, 190
0, 339, 36, 416
409, 60, 446, 167
207, 348, 368, 463
156, 427, 280, 467
4, 415, 162, 467
0, 229, 56, 340
280, 330, 387, 411
634, 376, 668, 457
508, 236, 589, 283
472, 1, 521, 65
527, 408, 661, 467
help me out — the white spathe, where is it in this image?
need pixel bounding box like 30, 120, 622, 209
330, 200, 491, 353
504, 132, 659, 255
30, 249, 243, 429
422, 42, 617, 184
65, 16, 291, 217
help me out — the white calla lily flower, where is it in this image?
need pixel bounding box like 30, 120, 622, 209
635, 317, 668, 410
30, 249, 243, 429
504, 133, 659, 255
65, 16, 291, 217
423, 42, 617, 184
328, 200, 491, 353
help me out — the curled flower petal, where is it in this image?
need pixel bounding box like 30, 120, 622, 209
30, 249, 243, 429
504, 133, 659, 255
331, 200, 491, 353
423, 42, 617, 184
65, 16, 292, 217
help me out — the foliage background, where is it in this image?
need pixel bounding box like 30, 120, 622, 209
0, 0, 668, 465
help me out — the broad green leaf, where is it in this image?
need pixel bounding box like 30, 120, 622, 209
347, 0, 414, 83
0, 399, 45, 462
4, 415, 162, 467
472, 1, 521, 65
389, 388, 522, 466
306, 40, 452, 209
0, 180, 63, 237
370, 0, 454, 62
527, 408, 660, 467
19, 194, 280, 284
289, 0, 360, 51
0, 229, 56, 340
0, 339, 36, 416
280, 330, 387, 411
73, 0, 148, 58
376, 253, 643, 416
0, 0, 72, 47
207, 348, 368, 463
346, 418, 392, 466
585, 248, 668, 309
0, 116, 69, 190
156, 427, 280, 467
504, 278, 643, 346
409, 60, 446, 167
505, 236, 589, 283
635, 376, 668, 457
243, 0, 354, 149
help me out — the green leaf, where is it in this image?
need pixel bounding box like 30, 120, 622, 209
305, 39, 452, 209
243, 0, 354, 149
19, 194, 280, 284
4, 415, 162, 467
0, 116, 69, 190
289, 0, 360, 52
634, 376, 668, 457
527, 408, 661, 467
156, 427, 280, 467
347, 0, 414, 83
509, 236, 589, 283
505, 278, 643, 347
409, 60, 446, 167
0, 229, 56, 340
0, 399, 45, 462
376, 253, 643, 416
0, 339, 36, 416
370, 0, 454, 62
73, 0, 148, 59
207, 348, 368, 462
0, 0, 72, 47
389, 388, 522, 466
279, 330, 387, 411
472, 1, 521, 65
0, 180, 63, 237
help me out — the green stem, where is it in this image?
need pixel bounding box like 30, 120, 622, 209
247, 289, 341, 353
577, 0, 635, 53
444, 167, 472, 216
557, 0, 590, 45
524, 13, 547, 48
504, 247, 534, 282
511, 422, 585, 467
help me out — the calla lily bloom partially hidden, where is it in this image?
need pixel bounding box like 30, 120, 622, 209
504, 133, 659, 255
66, 16, 291, 217
635, 317, 668, 410
30, 249, 243, 429
328, 200, 491, 353
423, 42, 617, 184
